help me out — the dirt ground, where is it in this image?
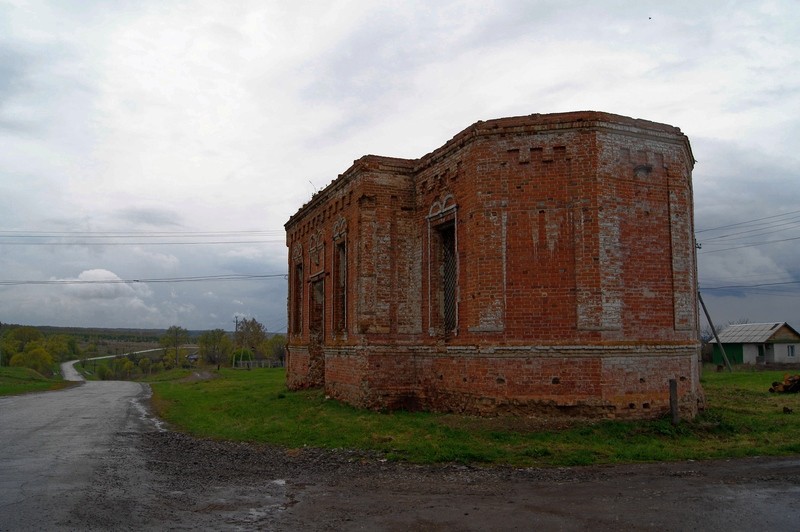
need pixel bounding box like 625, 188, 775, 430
66, 429, 800, 531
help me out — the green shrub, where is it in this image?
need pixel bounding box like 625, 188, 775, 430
10, 348, 53, 377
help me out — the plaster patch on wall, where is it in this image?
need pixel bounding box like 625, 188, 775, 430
669, 185, 695, 330
598, 204, 622, 330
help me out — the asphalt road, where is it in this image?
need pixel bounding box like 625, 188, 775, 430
0, 367, 156, 530
1, 364, 799, 530
59, 358, 85, 382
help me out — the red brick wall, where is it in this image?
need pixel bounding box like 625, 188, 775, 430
285, 112, 703, 419
316, 347, 701, 419
285, 346, 310, 389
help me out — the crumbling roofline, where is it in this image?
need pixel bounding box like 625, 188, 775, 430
414, 111, 694, 172
286, 111, 694, 229
285, 155, 414, 229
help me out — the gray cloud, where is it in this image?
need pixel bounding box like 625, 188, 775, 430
0, 45, 30, 102
114, 207, 184, 228
0, 44, 42, 134
693, 132, 800, 326
0, 1, 798, 332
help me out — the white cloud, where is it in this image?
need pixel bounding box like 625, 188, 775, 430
63, 269, 151, 300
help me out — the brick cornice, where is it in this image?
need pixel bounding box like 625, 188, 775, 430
287, 111, 695, 230
414, 111, 694, 173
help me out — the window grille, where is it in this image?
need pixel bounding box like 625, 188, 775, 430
333, 241, 347, 332
427, 194, 458, 338
439, 223, 457, 335
310, 279, 324, 342
292, 263, 303, 334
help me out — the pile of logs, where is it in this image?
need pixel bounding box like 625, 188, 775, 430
769, 374, 800, 393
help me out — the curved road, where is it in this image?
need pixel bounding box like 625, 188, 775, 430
59, 358, 85, 382
0, 362, 157, 530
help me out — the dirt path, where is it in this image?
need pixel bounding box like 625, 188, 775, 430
4, 379, 799, 530
64, 430, 800, 531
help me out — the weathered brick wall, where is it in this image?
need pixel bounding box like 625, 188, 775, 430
411, 116, 697, 347
285, 111, 703, 419
321, 347, 701, 419
285, 346, 310, 389
354, 163, 418, 336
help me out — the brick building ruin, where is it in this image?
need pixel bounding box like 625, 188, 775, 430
285, 111, 704, 419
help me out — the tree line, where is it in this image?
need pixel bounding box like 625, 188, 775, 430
0, 319, 286, 379
165, 318, 286, 370
0, 326, 80, 376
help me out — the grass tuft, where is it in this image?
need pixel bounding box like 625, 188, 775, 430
0, 366, 74, 396
148, 366, 800, 466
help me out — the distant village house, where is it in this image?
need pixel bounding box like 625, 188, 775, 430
710, 322, 800, 365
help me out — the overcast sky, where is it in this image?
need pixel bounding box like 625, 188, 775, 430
1, 0, 799, 332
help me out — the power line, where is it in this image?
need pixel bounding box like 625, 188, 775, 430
0, 228, 286, 246
701, 269, 800, 283
0, 229, 284, 236
0, 240, 283, 246
0, 274, 287, 286
696, 209, 800, 233
698, 234, 800, 254
701, 279, 800, 291
698, 216, 800, 242
695, 208, 800, 256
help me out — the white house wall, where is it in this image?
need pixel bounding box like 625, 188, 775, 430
773, 343, 800, 364
742, 344, 759, 365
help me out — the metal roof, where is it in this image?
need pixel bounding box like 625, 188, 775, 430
711, 322, 788, 344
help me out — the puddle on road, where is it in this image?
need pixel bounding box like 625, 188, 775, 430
130, 387, 168, 432
191, 481, 294, 529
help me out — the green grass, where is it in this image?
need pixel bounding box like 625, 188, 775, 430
0, 366, 74, 396
149, 366, 800, 466
138, 368, 193, 382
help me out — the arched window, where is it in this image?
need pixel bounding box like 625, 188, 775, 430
290, 243, 303, 335
427, 194, 458, 338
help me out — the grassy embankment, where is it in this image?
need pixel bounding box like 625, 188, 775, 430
150, 367, 800, 467
0, 366, 74, 396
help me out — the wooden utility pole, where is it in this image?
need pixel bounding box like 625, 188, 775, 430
174, 327, 180, 368
233, 316, 240, 368
697, 291, 733, 372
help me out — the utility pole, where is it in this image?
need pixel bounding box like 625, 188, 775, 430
698, 291, 733, 372
172, 327, 183, 368
233, 316, 240, 368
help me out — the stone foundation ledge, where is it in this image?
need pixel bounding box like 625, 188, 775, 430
366, 390, 702, 420
312, 343, 701, 358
